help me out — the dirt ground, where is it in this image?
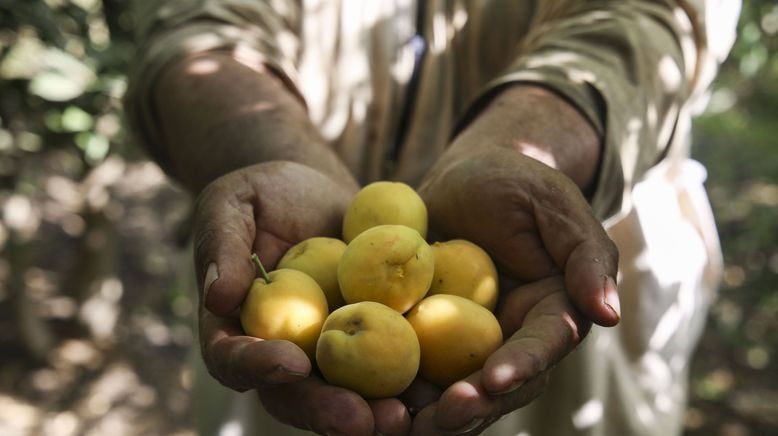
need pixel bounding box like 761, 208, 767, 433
1, 151, 195, 435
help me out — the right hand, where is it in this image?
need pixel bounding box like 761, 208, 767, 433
193, 161, 411, 435
406, 103, 619, 432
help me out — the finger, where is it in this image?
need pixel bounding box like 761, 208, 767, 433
482, 291, 588, 394
399, 377, 443, 416
495, 276, 565, 336
253, 229, 294, 270
409, 404, 443, 436
431, 369, 549, 434
496, 231, 559, 280
413, 288, 574, 434
369, 398, 412, 436
565, 238, 620, 326
533, 179, 620, 326
258, 376, 375, 436
199, 309, 311, 391
193, 180, 257, 315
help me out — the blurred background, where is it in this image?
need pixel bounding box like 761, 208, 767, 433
0, 1, 775, 435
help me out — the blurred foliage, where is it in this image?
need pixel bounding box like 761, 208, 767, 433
687, 0, 778, 435
0, 0, 136, 183
1, 2, 194, 435
0, 0, 776, 435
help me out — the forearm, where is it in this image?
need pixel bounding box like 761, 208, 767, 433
448, 1, 739, 220
153, 51, 357, 193
450, 84, 601, 195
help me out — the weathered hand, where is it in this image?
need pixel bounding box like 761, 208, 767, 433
408, 276, 587, 435
419, 146, 620, 326
410, 135, 619, 432
193, 161, 410, 435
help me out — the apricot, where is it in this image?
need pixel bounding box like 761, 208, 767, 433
316, 301, 420, 398
277, 237, 347, 311
406, 294, 503, 387
240, 259, 329, 360
338, 224, 434, 313
342, 181, 427, 242
428, 240, 499, 311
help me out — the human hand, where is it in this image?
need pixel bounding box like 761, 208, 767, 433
193, 161, 411, 435
419, 144, 620, 327
411, 121, 619, 432
407, 276, 587, 435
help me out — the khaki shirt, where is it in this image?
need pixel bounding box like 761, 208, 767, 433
126, 1, 739, 435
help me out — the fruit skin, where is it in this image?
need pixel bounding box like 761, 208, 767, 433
338, 224, 434, 313
406, 294, 503, 388
240, 268, 329, 360
428, 239, 499, 311
342, 181, 428, 242
277, 237, 348, 311
316, 301, 420, 399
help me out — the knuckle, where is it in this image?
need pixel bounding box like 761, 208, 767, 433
193, 180, 222, 218
205, 338, 250, 392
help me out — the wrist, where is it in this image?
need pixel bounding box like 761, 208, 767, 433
154, 52, 357, 193
451, 84, 602, 195
186, 111, 356, 192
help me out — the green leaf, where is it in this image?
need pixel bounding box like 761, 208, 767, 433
27, 47, 97, 102
29, 72, 85, 101
61, 106, 94, 132
75, 132, 109, 164
0, 36, 45, 80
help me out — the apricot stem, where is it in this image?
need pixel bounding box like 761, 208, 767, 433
251, 253, 271, 283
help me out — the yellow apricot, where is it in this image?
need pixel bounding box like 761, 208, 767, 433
428, 239, 499, 311
316, 301, 420, 399
406, 294, 503, 388
338, 224, 434, 313
342, 181, 427, 242
240, 268, 329, 360
278, 237, 348, 311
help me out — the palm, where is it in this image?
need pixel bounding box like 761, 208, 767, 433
419, 147, 595, 284
195, 161, 346, 280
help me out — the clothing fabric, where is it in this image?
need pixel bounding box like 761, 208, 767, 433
126, 1, 740, 435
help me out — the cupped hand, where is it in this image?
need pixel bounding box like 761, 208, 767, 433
411, 141, 619, 433
418, 144, 620, 327
192, 161, 410, 435
409, 276, 587, 435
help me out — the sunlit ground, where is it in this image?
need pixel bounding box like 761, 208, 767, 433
0, 152, 196, 435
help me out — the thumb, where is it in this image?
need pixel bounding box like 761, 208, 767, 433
534, 179, 620, 326
193, 182, 257, 316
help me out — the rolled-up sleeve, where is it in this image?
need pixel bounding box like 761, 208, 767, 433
473, 0, 740, 221
124, 0, 303, 168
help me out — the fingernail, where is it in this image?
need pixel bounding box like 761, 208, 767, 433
447, 417, 485, 435
603, 276, 620, 321
203, 263, 218, 301
277, 366, 309, 378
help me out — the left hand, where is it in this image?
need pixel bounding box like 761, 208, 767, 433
409, 92, 620, 432
192, 161, 411, 435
